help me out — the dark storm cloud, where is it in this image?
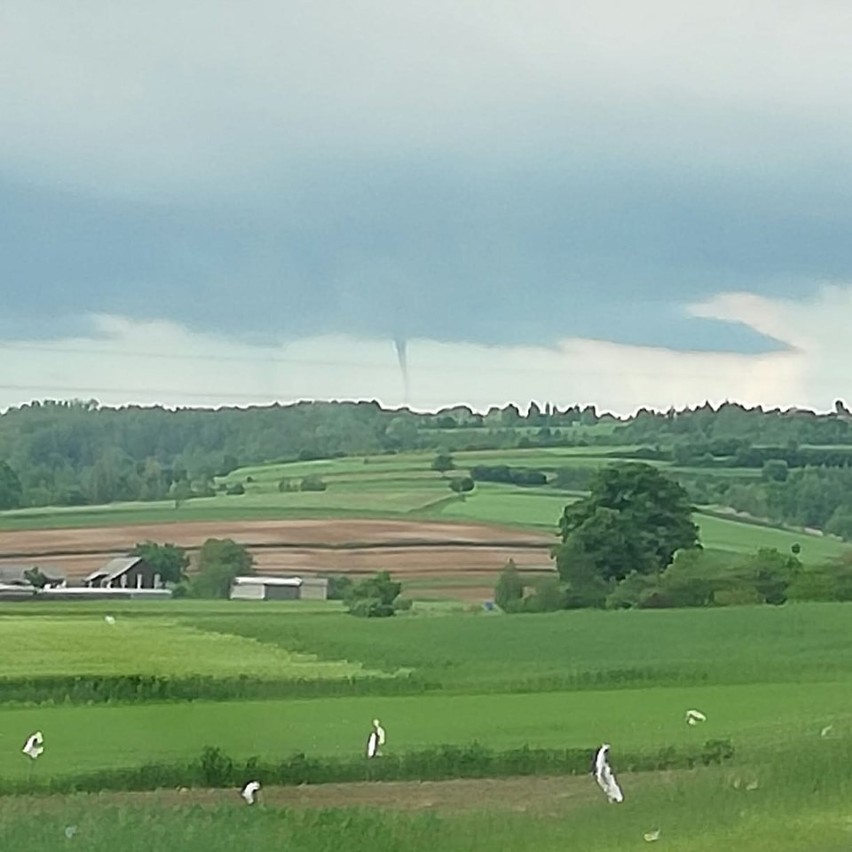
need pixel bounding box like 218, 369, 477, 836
3, 163, 850, 352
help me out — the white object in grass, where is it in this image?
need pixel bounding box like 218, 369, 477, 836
820, 724, 833, 738
104, 615, 116, 625
241, 781, 261, 804
22, 731, 44, 760
366, 719, 385, 758
592, 744, 624, 803
643, 829, 661, 842
685, 709, 707, 726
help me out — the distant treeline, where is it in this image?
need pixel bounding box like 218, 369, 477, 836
1, 397, 852, 512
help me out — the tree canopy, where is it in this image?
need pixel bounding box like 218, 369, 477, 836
189, 538, 255, 599
556, 462, 699, 586
131, 541, 189, 585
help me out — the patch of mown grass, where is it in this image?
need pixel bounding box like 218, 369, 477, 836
0, 617, 379, 682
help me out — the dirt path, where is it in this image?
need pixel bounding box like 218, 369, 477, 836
7, 773, 677, 815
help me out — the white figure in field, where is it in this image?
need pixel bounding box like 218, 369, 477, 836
240, 781, 261, 804
104, 615, 116, 625
23, 731, 45, 760
820, 724, 833, 738
366, 718, 386, 758
592, 743, 623, 803
64, 826, 78, 839
685, 709, 706, 726
643, 829, 661, 842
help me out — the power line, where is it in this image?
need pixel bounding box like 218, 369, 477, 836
0, 341, 766, 380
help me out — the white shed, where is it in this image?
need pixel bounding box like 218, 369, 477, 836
229, 576, 328, 601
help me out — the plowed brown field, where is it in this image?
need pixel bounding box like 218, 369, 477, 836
0, 519, 556, 601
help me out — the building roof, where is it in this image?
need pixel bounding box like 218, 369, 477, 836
233, 576, 303, 587
84, 556, 146, 584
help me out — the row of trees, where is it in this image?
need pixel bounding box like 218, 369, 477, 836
495, 462, 852, 612
3, 398, 852, 510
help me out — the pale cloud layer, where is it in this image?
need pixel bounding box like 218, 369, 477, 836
3, 285, 848, 416
3, 1, 852, 194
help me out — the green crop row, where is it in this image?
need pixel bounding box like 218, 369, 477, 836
0, 672, 432, 706
0, 740, 735, 796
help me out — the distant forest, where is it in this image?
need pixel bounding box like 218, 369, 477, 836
1, 398, 852, 540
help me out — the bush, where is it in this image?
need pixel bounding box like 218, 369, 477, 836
522, 577, 565, 612
470, 465, 546, 487
348, 598, 395, 618
347, 571, 402, 617
431, 453, 455, 474
788, 553, 852, 602
448, 476, 475, 494
299, 475, 327, 492
225, 482, 245, 496
324, 574, 354, 600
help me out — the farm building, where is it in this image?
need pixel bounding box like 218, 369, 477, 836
84, 556, 163, 590
0, 565, 66, 588
229, 576, 329, 601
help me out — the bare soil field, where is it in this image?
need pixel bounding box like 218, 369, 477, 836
0, 519, 555, 587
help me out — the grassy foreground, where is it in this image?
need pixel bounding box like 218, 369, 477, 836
4, 745, 851, 852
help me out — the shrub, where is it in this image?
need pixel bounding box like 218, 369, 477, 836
225, 482, 245, 496
347, 571, 402, 617
324, 574, 354, 600
522, 577, 565, 612
431, 453, 455, 474
448, 476, 475, 494
299, 475, 327, 492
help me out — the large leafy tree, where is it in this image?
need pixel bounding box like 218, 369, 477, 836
190, 538, 255, 598
555, 462, 699, 585
131, 541, 190, 585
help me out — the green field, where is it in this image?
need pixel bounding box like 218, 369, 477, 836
1, 680, 849, 783
1, 599, 851, 849
1, 447, 848, 576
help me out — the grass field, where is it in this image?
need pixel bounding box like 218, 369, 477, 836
3, 741, 852, 852
2, 599, 851, 849
0, 680, 849, 783
1, 446, 847, 579
0, 616, 380, 681
184, 602, 852, 690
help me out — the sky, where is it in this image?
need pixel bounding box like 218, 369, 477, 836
2, 1, 852, 414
